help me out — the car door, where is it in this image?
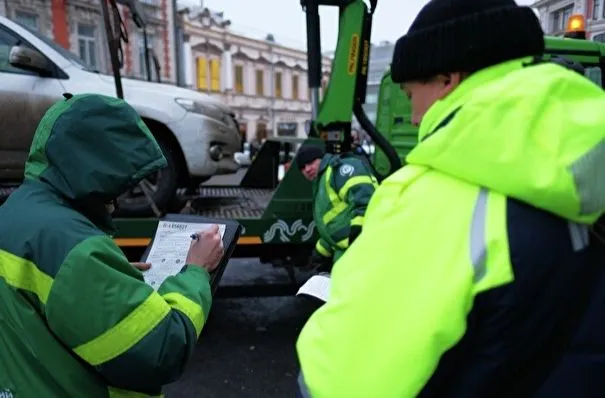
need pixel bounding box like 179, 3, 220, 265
0, 25, 65, 182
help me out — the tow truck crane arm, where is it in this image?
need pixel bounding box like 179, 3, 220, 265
301, 0, 401, 180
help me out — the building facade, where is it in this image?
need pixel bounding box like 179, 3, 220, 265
533, 0, 605, 39
364, 41, 395, 125
0, 0, 178, 83
179, 6, 332, 143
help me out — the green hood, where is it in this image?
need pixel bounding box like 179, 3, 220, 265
407, 57, 605, 224
25, 93, 166, 202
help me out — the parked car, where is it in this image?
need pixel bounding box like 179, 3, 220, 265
0, 15, 241, 216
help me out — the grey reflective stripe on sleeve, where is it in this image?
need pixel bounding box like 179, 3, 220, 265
568, 139, 605, 215
297, 371, 312, 398
568, 221, 590, 252
470, 188, 488, 283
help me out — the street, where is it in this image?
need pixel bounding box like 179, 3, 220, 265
163, 260, 319, 397
164, 169, 317, 397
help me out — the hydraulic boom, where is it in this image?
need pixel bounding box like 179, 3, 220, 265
300, 0, 401, 180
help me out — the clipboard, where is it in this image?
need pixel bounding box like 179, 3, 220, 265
140, 213, 242, 295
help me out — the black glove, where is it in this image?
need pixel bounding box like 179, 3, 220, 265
308, 249, 333, 273
349, 225, 362, 245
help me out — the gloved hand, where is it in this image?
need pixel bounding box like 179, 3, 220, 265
349, 225, 362, 245
307, 249, 333, 273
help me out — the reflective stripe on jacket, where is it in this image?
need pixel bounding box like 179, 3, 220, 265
296, 57, 605, 397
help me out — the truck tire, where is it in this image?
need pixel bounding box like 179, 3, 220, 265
114, 139, 178, 217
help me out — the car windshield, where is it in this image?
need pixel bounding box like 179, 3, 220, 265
15, 21, 99, 73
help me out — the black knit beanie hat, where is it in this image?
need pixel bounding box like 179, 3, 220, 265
296, 145, 325, 170
391, 0, 545, 83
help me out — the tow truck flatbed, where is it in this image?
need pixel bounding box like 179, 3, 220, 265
114, 139, 318, 267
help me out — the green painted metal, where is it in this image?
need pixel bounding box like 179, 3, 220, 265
372, 70, 417, 176
314, 0, 366, 128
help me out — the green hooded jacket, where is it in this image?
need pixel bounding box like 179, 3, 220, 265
0, 94, 212, 397
312, 154, 379, 261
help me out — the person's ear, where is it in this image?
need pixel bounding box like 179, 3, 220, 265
438, 72, 464, 97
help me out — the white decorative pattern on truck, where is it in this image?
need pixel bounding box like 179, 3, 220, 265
263, 219, 315, 243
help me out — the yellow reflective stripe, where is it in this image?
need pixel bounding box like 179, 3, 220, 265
0, 249, 53, 304
108, 387, 164, 397
323, 167, 348, 225
315, 240, 332, 257
337, 175, 377, 199
351, 216, 364, 227
335, 237, 349, 249
73, 293, 170, 366
162, 292, 205, 336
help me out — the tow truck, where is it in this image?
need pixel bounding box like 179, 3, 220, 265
113, 3, 605, 292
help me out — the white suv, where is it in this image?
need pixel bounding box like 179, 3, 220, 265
0, 15, 241, 216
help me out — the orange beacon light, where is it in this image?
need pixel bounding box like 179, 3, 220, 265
564, 14, 587, 39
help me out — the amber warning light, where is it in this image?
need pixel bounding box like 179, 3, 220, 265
565, 14, 587, 39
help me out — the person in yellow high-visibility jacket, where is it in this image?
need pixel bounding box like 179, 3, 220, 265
295, 0, 605, 397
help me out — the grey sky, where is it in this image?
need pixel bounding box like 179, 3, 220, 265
180, 0, 537, 51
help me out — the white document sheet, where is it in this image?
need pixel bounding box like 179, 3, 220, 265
296, 274, 331, 302
142, 221, 226, 290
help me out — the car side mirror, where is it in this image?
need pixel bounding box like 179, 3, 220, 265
9, 45, 51, 75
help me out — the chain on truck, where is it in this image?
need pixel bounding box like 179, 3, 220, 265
1, 0, 604, 296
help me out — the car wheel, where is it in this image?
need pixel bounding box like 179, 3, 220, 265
114, 139, 178, 217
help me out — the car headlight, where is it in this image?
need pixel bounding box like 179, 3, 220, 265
175, 98, 225, 121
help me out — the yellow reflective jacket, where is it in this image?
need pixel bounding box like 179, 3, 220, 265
296, 57, 605, 397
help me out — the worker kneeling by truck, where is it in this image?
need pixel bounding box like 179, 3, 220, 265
295, 144, 379, 302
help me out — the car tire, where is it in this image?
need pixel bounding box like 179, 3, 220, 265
114, 138, 178, 217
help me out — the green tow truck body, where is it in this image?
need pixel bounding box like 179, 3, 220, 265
114, 6, 605, 279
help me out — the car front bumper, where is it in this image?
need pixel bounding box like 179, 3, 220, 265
168, 112, 242, 177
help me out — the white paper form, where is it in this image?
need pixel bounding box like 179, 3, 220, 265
296, 273, 331, 302
142, 221, 226, 290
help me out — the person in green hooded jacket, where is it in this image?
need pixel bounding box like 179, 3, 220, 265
296, 144, 378, 271
0, 93, 224, 397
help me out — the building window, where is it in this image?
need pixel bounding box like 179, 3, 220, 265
210, 58, 220, 92
551, 5, 574, 33
197, 57, 208, 90
138, 32, 156, 79
594, 33, 605, 42
77, 24, 97, 69
595, 0, 601, 20
366, 93, 378, 104
292, 75, 299, 100
277, 122, 298, 137
256, 69, 264, 96
234, 65, 244, 94
275, 71, 282, 98
14, 11, 38, 31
